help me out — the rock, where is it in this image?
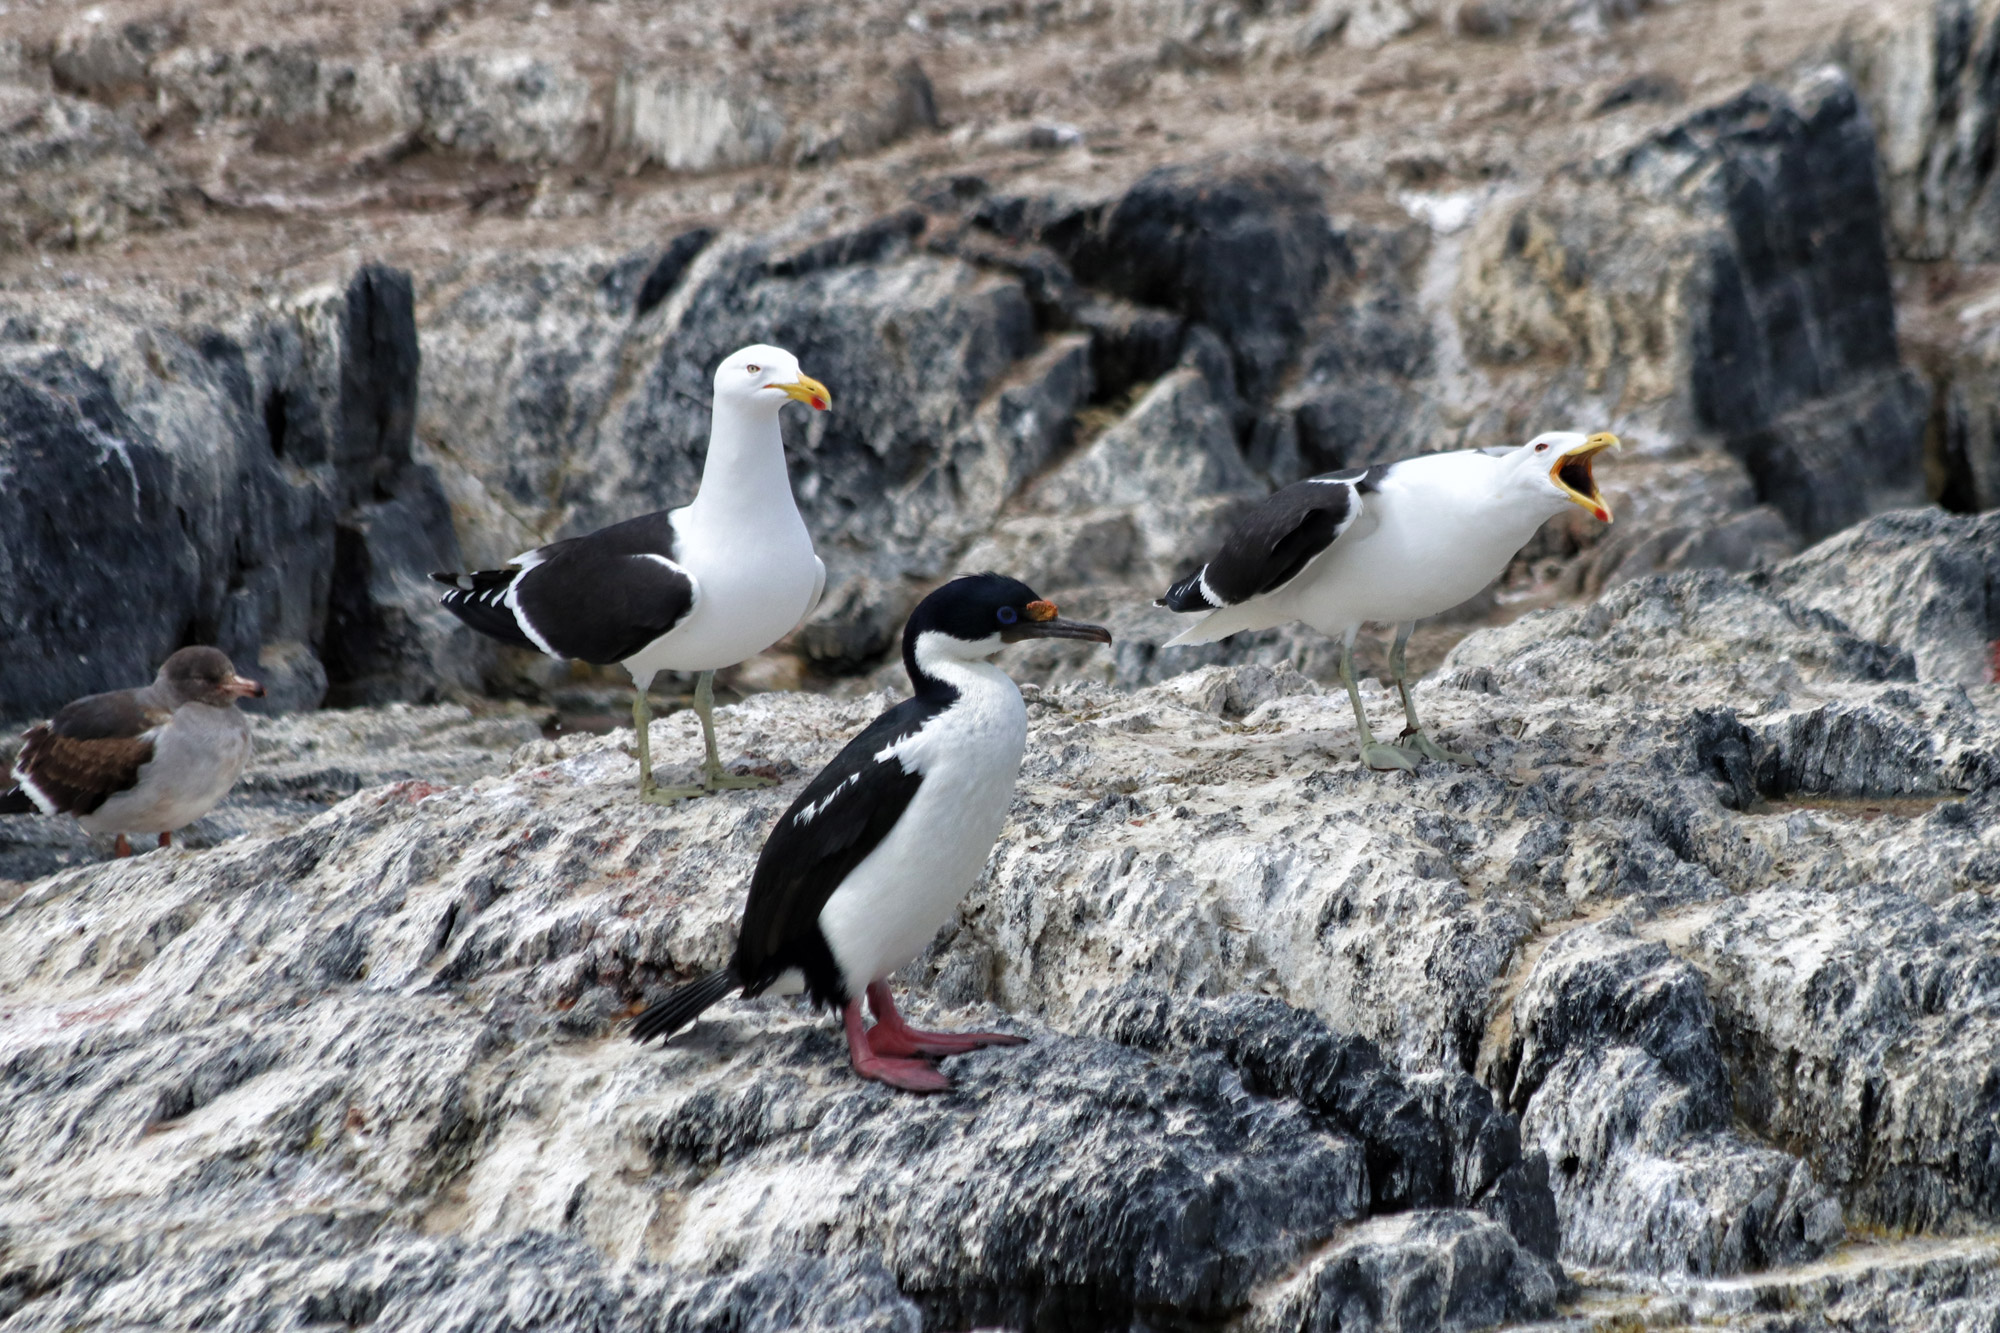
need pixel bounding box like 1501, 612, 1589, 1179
0, 86, 192, 252
1757, 508, 2000, 688
1922, 306, 2000, 514
987, 160, 1335, 403
4, 512, 1999, 1323
0, 264, 477, 723
1242, 1211, 1563, 1333
611, 71, 784, 173
1489, 921, 1844, 1276
1852, 0, 2000, 262
1456, 69, 1925, 542
1685, 871, 2000, 1237
0, 756, 1563, 1329
966, 362, 1260, 595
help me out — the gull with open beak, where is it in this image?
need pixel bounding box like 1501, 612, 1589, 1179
1157, 431, 1619, 771
433, 344, 832, 802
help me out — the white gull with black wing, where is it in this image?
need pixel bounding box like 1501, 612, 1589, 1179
0, 646, 265, 858
434, 344, 830, 802
1158, 431, 1618, 771
632, 574, 1112, 1093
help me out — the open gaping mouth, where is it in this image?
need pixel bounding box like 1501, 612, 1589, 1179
1551, 432, 1619, 522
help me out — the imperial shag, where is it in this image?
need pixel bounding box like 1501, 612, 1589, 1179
632, 573, 1112, 1092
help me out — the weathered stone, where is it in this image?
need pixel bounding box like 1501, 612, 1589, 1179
1854, 0, 2000, 262
4, 512, 2000, 1324
0, 87, 192, 252
1758, 508, 2000, 688
0, 264, 476, 722
1490, 922, 1843, 1276
1457, 69, 1924, 542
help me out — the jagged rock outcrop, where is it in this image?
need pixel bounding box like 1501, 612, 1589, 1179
0, 265, 480, 721
1457, 67, 1925, 541
3, 507, 1996, 1331
1853, 0, 2000, 263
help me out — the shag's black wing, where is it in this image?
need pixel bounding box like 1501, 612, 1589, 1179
1156, 466, 1388, 611
11, 691, 166, 816
731, 694, 942, 1006
434, 511, 697, 664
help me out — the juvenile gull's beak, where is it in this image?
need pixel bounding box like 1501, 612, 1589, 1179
1552, 432, 1618, 523
774, 374, 832, 412
225, 675, 266, 699
1002, 599, 1114, 644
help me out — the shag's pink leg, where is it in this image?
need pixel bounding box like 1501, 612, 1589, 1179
113, 834, 133, 858
863, 981, 1028, 1058
157, 832, 172, 850
843, 998, 950, 1093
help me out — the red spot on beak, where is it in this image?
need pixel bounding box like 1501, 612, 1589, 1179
1594, 507, 1610, 523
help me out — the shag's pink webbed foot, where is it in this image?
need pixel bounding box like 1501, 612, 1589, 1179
863, 981, 1029, 1058
844, 999, 950, 1093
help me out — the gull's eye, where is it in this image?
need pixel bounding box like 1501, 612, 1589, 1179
996, 606, 1019, 625
1534, 441, 1548, 452
746, 364, 762, 374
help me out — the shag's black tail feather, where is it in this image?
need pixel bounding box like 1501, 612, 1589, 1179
432, 569, 538, 650
0, 786, 34, 814
632, 968, 742, 1043
1156, 566, 1219, 613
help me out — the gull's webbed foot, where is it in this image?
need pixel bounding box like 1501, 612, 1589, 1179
1358, 740, 1419, 773
640, 780, 712, 805
1397, 729, 1473, 766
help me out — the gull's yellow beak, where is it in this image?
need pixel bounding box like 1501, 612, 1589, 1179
1552, 432, 1618, 523
774, 373, 832, 412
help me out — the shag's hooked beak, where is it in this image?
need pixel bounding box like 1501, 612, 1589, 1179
1552, 432, 1618, 523
225, 675, 265, 699
773, 374, 832, 412
1001, 599, 1114, 645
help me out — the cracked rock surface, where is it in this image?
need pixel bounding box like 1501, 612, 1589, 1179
3, 508, 1998, 1330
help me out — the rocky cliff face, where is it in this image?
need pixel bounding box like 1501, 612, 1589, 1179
0, 0, 1966, 714
0, 264, 481, 719
3, 511, 1996, 1331
4, 0, 2000, 1327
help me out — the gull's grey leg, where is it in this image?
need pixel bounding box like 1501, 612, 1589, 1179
635, 670, 708, 804
695, 670, 776, 792
1339, 626, 1417, 773
1390, 621, 1471, 765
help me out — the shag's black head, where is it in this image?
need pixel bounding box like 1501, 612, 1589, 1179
902, 574, 1112, 688
159, 646, 264, 708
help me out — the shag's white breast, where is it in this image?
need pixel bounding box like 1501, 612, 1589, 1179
817, 660, 1027, 994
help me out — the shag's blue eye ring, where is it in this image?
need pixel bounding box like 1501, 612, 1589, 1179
996, 606, 1019, 625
